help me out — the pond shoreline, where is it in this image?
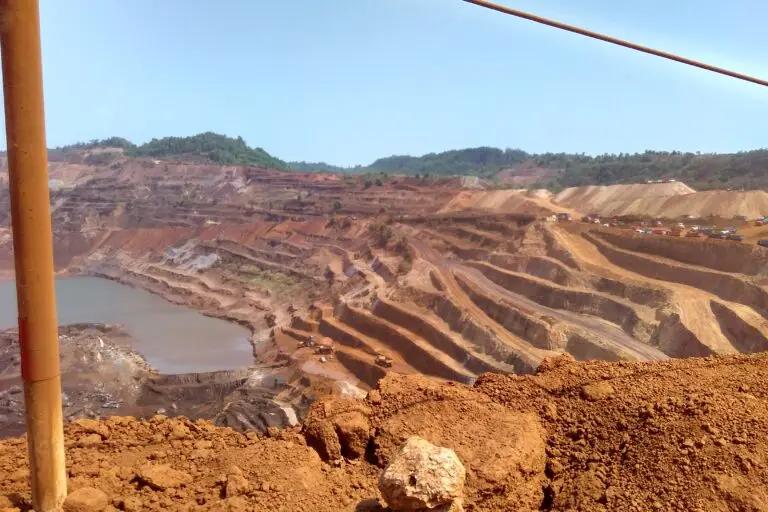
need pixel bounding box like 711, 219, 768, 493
0, 274, 254, 375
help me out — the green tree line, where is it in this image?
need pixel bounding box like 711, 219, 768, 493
41, 135, 768, 190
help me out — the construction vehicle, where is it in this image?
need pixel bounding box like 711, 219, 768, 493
315, 337, 334, 355
299, 335, 315, 348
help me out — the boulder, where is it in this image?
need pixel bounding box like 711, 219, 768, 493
63, 487, 109, 512
134, 464, 192, 491
303, 418, 340, 461
581, 381, 615, 401
73, 418, 110, 439
224, 466, 251, 498
334, 410, 371, 458
379, 437, 465, 511
302, 396, 372, 460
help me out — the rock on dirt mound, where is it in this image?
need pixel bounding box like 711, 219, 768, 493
62, 487, 108, 512
370, 374, 547, 510
379, 436, 466, 511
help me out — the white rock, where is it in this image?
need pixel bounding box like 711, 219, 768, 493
379, 436, 465, 511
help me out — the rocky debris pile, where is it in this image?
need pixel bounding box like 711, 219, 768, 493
82, 383, 123, 410
0, 325, 149, 428
0, 352, 767, 510
0, 386, 22, 412
379, 437, 466, 512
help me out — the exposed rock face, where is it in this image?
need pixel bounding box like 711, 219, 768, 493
379, 436, 465, 511
302, 396, 372, 460
134, 464, 192, 491
580, 381, 615, 401
62, 487, 109, 512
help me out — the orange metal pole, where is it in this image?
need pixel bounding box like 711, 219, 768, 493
0, 0, 67, 510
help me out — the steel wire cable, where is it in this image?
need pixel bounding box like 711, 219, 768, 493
464, 0, 768, 88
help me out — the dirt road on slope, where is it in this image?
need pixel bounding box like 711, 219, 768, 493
409, 237, 669, 361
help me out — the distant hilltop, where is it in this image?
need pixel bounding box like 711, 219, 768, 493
7, 132, 766, 191
43, 133, 286, 170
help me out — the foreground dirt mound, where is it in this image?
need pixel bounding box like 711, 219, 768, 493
2, 354, 768, 511
368, 374, 546, 510
477, 354, 768, 511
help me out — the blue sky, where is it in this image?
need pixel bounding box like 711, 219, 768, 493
3, 0, 766, 165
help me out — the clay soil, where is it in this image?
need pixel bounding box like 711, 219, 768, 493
1, 354, 767, 511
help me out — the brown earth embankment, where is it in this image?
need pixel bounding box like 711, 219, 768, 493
336, 303, 475, 383
467, 261, 655, 343
596, 230, 768, 277
370, 296, 506, 375
585, 232, 768, 319
4, 353, 768, 510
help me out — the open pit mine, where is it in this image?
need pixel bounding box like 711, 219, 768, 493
0, 149, 767, 511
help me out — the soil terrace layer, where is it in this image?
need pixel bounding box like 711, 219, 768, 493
1, 160, 766, 442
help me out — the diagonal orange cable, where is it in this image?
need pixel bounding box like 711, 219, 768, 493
464, 0, 768, 88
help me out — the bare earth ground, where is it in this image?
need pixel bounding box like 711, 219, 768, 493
1, 354, 767, 511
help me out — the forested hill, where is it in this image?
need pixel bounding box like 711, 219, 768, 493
287, 161, 347, 173
42, 133, 768, 190
48, 132, 287, 169
367, 147, 528, 177
530, 150, 768, 191
363, 147, 768, 191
